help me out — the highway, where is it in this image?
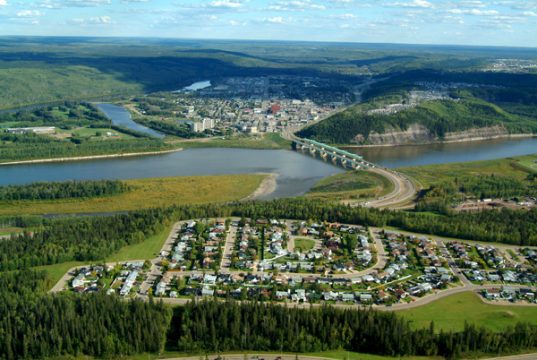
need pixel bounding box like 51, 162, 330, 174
362, 167, 417, 209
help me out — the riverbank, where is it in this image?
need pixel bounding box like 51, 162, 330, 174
0, 174, 265, 216
0, 148, 183, 166
243, 173, 278, 200
342, 133, 536, 148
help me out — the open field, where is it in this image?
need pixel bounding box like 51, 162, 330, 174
106, 227, 169, 263
517, 154, 537, 172
398, 154, 537, 188
295, 238, 316, 251
35, 261, 87, 287
0, 174, 265, 216
175, 133, 292, 150
306, 170, 394, 201
399, 291, 537, 332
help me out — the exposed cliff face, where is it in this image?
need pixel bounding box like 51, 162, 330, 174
355, 123, 510, 146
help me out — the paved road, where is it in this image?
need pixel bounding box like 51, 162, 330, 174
479, 353, 537, 360
363, 168, 417, 209
221, 225, 238, 271
166, 355, 339, 360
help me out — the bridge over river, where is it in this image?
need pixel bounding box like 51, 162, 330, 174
292, 137, 376, 170
291, 136, 417, 209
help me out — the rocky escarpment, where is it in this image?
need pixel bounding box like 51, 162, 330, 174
355, 123, 510, 146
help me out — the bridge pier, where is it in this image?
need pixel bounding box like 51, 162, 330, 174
292, 138, 376, 171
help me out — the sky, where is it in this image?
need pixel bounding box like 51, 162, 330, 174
1, 0, 537, 47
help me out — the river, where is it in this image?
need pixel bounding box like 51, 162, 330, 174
2, 103, 537, 198
346, 137, 537, 168
0, 148, 344, 199
95, 103, 165, 139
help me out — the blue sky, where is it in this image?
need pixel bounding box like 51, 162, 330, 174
1, 0, 537, 47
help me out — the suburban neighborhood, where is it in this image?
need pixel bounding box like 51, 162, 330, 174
57, 218, 537, 309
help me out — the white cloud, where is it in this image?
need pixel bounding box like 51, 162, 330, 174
17, 10, 43, 17
268, 1, 326, 11
391, 0, 433, 8
523, 11, 537, 16
448, 8, 499, 16
71, 15, 112, 24
64, 0, 111, 7
209, 0, 243, 8
0, 0, 6, 6
331, 13, 356, 19
265, 16, 285, 24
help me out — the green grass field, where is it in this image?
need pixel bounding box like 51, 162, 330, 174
399, 291, 537, 332
106, 227, 170, 262
176, 133, 292, 150
399, 154, 537, 188
294, 238, 316, 252
306, 171, 394, 201
0, 174, 265, 216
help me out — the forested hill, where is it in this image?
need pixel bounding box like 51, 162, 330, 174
298, 95, 537, 145
298, 71, 537, 145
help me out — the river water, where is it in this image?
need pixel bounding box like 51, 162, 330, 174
346, 137, 537, 168
95, 103, 165, 139
2, 103, 537, 198
0, 149, 344, 199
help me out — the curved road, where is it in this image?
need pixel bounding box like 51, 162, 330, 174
363, 168, 417, 209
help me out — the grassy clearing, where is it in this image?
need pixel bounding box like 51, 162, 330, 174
34, 261, 86, 287
399, 291, 537, 332
398, 154, 537, 188
306, 171, 394, 201
0, 174, 265, 216
517, 154, 537, 172
294, 238, 316, 252
0, 227, 23, 236
106, 227, 169, 262
176, 133, 291, 150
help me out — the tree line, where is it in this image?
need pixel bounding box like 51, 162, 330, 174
0, 180, 130, 201
0, 134, 171, 163
169, 299, 537, 359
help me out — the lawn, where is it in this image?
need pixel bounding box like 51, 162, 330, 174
306, 171, 394, 201
106, 227, 170, 262
35, 261, 87, 288
0, 174, 265, 216
399, 154, 537, 188
399, 291, 537, 332
294, 238, 316, 252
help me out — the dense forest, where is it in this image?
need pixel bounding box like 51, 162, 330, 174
0, 180, 130, 201
168, 300, 537, 359
416, 174, 537, 214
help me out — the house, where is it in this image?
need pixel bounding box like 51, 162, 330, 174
323, 291, 338, 301
201, 287, 215, 297
155, 281, 167, 296
71, 274, 86, 288
484, 288, 501, 300
359, 293, 373, 303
